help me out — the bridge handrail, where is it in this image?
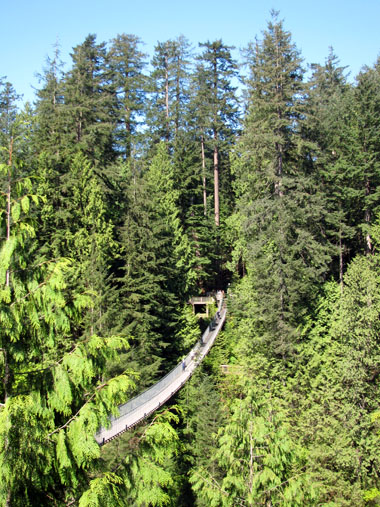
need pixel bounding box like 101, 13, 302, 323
99, 297, 224, 427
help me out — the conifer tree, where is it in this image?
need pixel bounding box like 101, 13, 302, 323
61, 34, 117, 167
116, 148, 188, 386
203, 390, 316, 506
192, 40, 239, 227
61, 153, 117, 335
84, 411, 180, 506
233, 11, 331, 354
33, 44, 66, 164
0, 144, 132, 505
146, 142, 199, 296
108, 34, 148, 160
304, 49, 353, 286
146, 36, 192, 149
313, 58, 380, 266
347, 60, 380, 253
0, 79, 22, 158
295, 243, 380, 503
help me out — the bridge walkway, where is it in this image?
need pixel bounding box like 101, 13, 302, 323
95, 299, 226, 445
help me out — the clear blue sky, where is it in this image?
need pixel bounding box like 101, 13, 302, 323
2, 0, 380, 104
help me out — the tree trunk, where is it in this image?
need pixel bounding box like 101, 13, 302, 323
201, 136, 207, 216
6, 138, 13, 288
214, 144, 219, 226
365, 179, 372, 254
339, 223, 344, 293
165, 53, 170, 143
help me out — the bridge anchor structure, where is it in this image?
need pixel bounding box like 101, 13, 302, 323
95, 297, 226, 445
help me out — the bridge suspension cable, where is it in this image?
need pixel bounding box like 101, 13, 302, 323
95, 296, 226, 445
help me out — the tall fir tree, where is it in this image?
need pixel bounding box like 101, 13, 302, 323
0, 142, 133, 505
108, 33, 148, 160
192, 39, 239, 227
61, 34, 117, 168
304, 49, 353, 286
146, 36, 193, 150
232, 11, 331, 355
33, 44, 66, 165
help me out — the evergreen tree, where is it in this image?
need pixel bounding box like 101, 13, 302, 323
85, 411, 180, 506
304, 49, 354, 286
146, 36, 193, 149
348, 60, 380, 253
210, 391, 315, 506
61, 153, 117, 335
61, 34, 117, 167
294, 245, 380, 503
192, 39, 239, 226
33, 44, 66, 164
0, 79, 22, 158
108, 33, 148, 160
233, 11, 331, 354
116, 147, 192, 387
0, 145, 132, 505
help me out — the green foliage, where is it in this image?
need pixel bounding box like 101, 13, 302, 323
146, 36, 192, 148
2, 15, 380, 506
189, 386, 317, 506
147, 142, 200, 295
83, 411, 180, 506
108, 33, 148, 160
231, 11, 332, 355
0, 150, 134, 505
175, 304, 200, 354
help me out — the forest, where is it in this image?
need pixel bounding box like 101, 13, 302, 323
1, 9, 380, 506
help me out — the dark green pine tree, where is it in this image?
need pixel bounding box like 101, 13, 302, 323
192, 39, 239, 227
177, 155, 216, 293
347, 59, 380, 254
178, 373, 224, 505
60, 34, 117, 168
0, 79, 22, 158
116, 147, 193, 388
146, 36, 192, 149
60, 153, 118, 336
304, 49, 354, 287
233, 11, 331, 356
33, 43, 66, 165
312, 58, 380, 271
108, 33, 148, 161
306, 47, 349, 152
34, 148, 119, 343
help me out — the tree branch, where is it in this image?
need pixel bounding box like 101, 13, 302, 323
46, 381, 109, 438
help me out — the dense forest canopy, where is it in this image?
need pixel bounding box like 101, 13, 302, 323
1, 10, 380, 506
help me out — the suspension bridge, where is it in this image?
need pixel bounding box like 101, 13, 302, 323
95, 295, 226, 445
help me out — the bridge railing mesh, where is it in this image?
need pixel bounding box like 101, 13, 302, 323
104, 297, 223, 424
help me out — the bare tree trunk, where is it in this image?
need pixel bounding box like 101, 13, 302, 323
201, 136, 207, 216
77, 110, 83, 143
339, 223, 344, 294
165, 53, 170, 143
365, 179, 372, 254
6, 138, 13, 288
274, 141, 284, 197
125, 107, 131, 159
214, 144, 219, 226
